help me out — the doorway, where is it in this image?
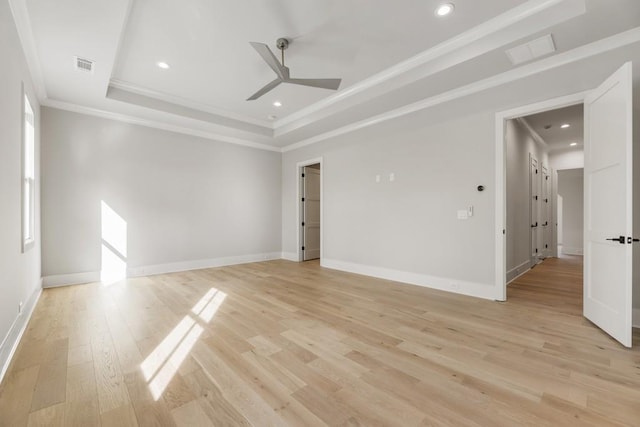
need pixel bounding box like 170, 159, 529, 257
496, 62, 635, 348
297, 158, 323, 262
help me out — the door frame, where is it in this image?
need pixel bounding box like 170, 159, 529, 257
297, 157, 323, 262
494, 91, 589, 301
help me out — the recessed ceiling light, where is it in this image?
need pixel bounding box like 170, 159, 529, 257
273, 101, 282, 107
570, 142, 577, 146
561, 124, 570, 129
435, 3, 455, 17
157, 61, 170, 69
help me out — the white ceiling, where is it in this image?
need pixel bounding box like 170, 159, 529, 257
14, 0, 640, 149
524, 104, 584, 152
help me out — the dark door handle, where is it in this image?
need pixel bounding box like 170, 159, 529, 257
606, 236, 625, 244
627, 237, 640, 244
531, 222, 538, 228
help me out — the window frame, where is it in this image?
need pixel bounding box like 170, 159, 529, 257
22, 86, 35, 252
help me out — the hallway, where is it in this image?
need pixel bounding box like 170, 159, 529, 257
508, 255, 583, 316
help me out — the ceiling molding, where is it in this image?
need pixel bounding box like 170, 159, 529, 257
42, 99, 282, 153
8, 0, 47, 101
517, 118, 549, 148
109, 79, 274, 129
274, 0, 586, 136
281, 27, 640, 152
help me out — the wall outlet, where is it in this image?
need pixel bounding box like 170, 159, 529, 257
18, 302, 23, 314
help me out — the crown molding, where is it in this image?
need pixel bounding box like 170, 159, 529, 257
8, 0, 47, 101
109, 79, 274, 129
42, 99, 282, 153
274, 0, 586, 136
282, 27, 640, 152
517, 118, 549, 149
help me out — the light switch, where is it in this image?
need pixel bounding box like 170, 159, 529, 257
457, 210, 469, 220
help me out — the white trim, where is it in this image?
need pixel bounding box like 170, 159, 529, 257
275, 0, 585, 134
561, 246, 584, 256
109, 79, 273, 129
43, 271, 100, 288
495, 91, 588, 301
281, 252, 299, 262
0, 286, 41, 384
282, 27, 640, 153
322, 258, 495, 301
633, 308, 640, 329
126, 252, 282, 277
42, 99, 281, 153
296, 158, 324, 263
507, 260, 532, 284
7, 0, 47, 101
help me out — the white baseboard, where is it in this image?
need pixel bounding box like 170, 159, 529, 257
0, 286, 42, 385
127, 252, 283, 277
562, 246, 583, 256
633, 308, 640, 329
507, 260, 531, 284
42, 271, 100, 288
281, 252, 299, 262
321, 258, 495, 301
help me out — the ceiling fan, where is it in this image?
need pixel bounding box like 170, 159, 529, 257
247, 38, 342, 101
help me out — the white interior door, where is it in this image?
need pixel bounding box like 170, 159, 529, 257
541, 165, 551, 258
303, 166, 321, 260
530, 155, 540, 266
584, 62, 633, 348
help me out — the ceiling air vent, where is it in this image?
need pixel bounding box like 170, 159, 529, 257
506, 34, 556, 66
74, 56, 95, 73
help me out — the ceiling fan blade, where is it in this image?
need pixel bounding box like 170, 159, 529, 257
285, 78, 342, 91
249, 42, 288, 80
246, 78, 282, 101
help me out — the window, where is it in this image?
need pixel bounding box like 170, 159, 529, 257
22, 91, 35, 251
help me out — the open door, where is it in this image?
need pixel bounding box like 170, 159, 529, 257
302, 166, 321, 260
584, 62, 633, 347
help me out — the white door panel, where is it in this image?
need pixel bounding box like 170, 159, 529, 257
303, 167, 321, 261
584, 62, 633, 348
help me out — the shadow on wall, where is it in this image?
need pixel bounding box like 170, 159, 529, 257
101, 201, 127, 284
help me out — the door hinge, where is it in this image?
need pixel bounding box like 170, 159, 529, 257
503, 229, 506, 235
302, 222, 305, 226
302, 197, 305, 202
545, 244, 548, 249
545, 198, 548, 203
536, 248, 538, 253
302, 246, 305, 251
302, 173, 305, 178
546, 176, 549, 180
536, 169, 538, 174
535, 195, 538, 200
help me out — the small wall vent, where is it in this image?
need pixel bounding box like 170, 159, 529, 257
74, 56, 95, 73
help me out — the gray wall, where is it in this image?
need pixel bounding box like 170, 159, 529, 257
557, 169, 584, 255
505, 119, 549, 280
282, 110, 496, 298
41, 108, 281, 277
0, 0, 41, 372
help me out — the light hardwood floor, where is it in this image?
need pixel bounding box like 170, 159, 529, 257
0, 256, 639, 426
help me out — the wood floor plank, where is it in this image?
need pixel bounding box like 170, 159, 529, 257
27, 401, 65, 426
1, 255, 638, 426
